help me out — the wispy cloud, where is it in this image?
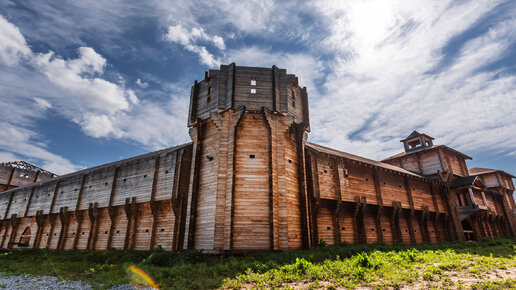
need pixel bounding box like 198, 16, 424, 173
164, 24, 225, 67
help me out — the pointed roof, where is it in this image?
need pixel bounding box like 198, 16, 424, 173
400, 131, 434, 142
469, 167, 515, 179
450, 175, 483, 188
0, 161, 57, 176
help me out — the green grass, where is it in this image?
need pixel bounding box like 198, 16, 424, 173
0, 237, 514, 289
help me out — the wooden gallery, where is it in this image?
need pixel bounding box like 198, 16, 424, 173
0, 64, 515, 252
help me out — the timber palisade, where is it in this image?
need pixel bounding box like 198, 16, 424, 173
0, 64, 515, 252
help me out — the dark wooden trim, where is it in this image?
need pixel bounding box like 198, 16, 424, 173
7, 214, 19, 249
403, 177, 416, 243
46, 214, 57, 249
123, 197, 135, 250
33, 210, 45, 249
295, 124, 309, 248
72, 210, 84, 250
24, 187, 35, 218
5, 167, 15, 191
187, 118, 204, 250
259, 110, 274, 251
3, 192, 14, 220
353, 197, 361, 244
130, 202, 139, 250
57, 207, 69, 250
372, 169, 384, 243
229, 110, 245, 250
106, 167, 119, 249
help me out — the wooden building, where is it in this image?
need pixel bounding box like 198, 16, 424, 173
0, 64, 514, 252
0, 161, 56, 193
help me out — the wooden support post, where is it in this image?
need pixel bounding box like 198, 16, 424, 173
57, 207, 69, 250
187, 119, 203, 250
429, 184, 441, 242
295, 124, 310, 249
149, 156, 160, 250
359, 197, 367, 243
5, 167, 15, 191
331, 157, 342, 245
24, 187, 36, 218
421, 206, 431, 243
123, 197, 136, 250
404, 177, 416, 244
73, 210, 84, 250
130, 203, 139, 250
263, 110, 274, 251
353, 197, 362, 244
171, 150, 183, 251
86, 203, 99, 250
46, 214, 57, 249
7, 214, 19, 249
33, 210, 45, 249
106, 167, 119, 249
3, 193, 14, 220
372, 169, 384, 243
390, 201, 400, 243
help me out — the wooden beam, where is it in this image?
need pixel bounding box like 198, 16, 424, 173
7, 214, 19, 249
33, 210, 44, 249
107, 167, 119, 250
372, 168, 384, 243
149, 156, 161, 250
295, 124, 310, 249
403, 177, 416, 244
353, 196, 361, 244
5, 167, 15, 191
57, 207, 69, 250
123, 197, 134, 250
331, 157, 342, 245
187, 118, 204, 250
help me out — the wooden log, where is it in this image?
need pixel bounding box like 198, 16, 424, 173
106, 167, 119, 249
33, 210, 45, 249
295, 124, 309, 249
7, 214, 19, 249
57, 207, 69, 250
331, 157, 341, 244
372, 169, 384, 243
123, 197, 136, 250
46, 214, 57, 249
187, 118, 203, 250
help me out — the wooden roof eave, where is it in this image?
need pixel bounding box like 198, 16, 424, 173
306, 146, 444, 185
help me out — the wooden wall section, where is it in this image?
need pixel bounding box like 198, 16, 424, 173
0, 143, 192, 251
233, 113, 271, 250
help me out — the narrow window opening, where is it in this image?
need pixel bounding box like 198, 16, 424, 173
105, 231, 108, 234
207, 156, 213, 161
144, 174, 147, 178
105, 182, 108, 185
207, 95, 211, 102
382, 229, 386, 232
371, 228, 375, 231
123, 178, 127, 182
341, 227, 345, 231
207, 86, 212, 95
161, 229, 165, 232
250, 88, 256, 94
165, 170, 169, 174
250, 77, 256, 86
116, 230, 120, 234
145, 229, 149, 233
327, 227, 331, 230
288, 159, 292, 164
250, 154, 255, 159
323, 170, 327, 173
365, 178, 369, 181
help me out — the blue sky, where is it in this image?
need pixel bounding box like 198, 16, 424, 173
0, 0, 515, 179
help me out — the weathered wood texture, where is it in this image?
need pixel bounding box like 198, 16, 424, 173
0, 64, 513, 252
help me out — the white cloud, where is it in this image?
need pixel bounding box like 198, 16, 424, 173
34, 97, 52, 110
135, 78, 149, 88
304, 0, 516, 163
0, 14, 31, 66
164, 24, 225, 67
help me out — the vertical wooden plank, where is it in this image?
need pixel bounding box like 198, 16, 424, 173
7, 214, 18, 249
429, 184, 441, 242
45, 181, 61, 249
73, 175, 87, 250
187, 119, 203, 250
331, 157, 341, 245
372, 169, 384, 243
5, 167, 15, 191
149, 156, 161, 250
404, 177, 416, 243
295, 124, 309, 249
107, 167, 120, 249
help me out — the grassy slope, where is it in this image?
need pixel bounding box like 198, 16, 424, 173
0, 238, 513, 289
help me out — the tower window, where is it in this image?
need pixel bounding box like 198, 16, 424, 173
250, 155, 255, 159
291, 89, 296, 107
250, 77, 256, 86
250, 88, 256, 94
207, 86, 212, 95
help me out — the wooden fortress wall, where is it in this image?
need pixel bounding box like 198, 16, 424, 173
0, 164, 55, 192
305, 144, 456, 246
0, 143, 192, 251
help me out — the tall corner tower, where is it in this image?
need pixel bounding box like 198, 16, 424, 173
183, 63, 311, 252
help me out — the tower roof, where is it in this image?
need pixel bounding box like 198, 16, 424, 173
0, 161, 57, 176
400, 131, 434, 142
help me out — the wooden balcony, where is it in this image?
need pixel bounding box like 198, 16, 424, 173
457, 205, 489, 221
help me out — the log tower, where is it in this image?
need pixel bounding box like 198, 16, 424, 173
185, 64, 311, 252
